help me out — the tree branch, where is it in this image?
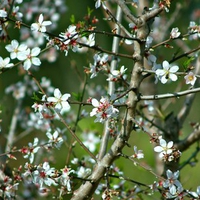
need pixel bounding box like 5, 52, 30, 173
175, 125, 200, 152
98, 5, 123, 161
140, 87, 200, 100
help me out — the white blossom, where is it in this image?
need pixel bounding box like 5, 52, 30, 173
5, 40, 28, 60
90, 97, 119, 123
31, 14, 52, 32
33, 162, 57, 188
0, 57, 14, 69
156, 61, 179, 84
18, 47, 41, 70
47, 88, 71, 113
107, 65, 127, 81
22, 138, 40, 163
131, 146, 144, 159
86, 33, 95, 47
154, 138, 173, 159
163, 170, 182, 196
184, 71, 197, 86
170, 27, 181, 38
46, 130, 63, 149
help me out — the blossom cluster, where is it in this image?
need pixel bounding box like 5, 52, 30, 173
88, 53, 109, 78
154, 138, 181, 162
52, 25, 95, 56
90, 97, 119, 123
5, 39, 41, 70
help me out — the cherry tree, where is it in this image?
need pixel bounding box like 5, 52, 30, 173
0, 0, 200, 199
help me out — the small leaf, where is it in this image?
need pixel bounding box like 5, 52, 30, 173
70, 15, 75, 24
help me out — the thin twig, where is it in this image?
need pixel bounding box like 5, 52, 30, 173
140, 87, 200, 100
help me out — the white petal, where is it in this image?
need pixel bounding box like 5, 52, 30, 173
38, 14, 44, 24
53, 131, 59, 138
47, 97, 57, 103
169, 65, 179, 73
46, 132, 52, 139
31, 47, 41, 56
166, 169, 172, 178
61, 93, 71, 101
90, 108, 98, 116
18, 51, 28, 61
167, 141, 173, 148
23, 60, 31, 70
91, 98, 99, 107
160, 76, 168, 84
42, 21, 52, 26
154, 146, 163, 153
160, 139, 167, 147
162, 61, 170, 70
31, 23, 39, 31
61, 101, 70, 110
54, 88, 61, 98
32, 57, 41, 66
55, 103, 62, 110
156, 69, 165, 76
169, 74, 178, 81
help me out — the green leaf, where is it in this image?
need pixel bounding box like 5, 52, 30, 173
31, 92, 42, 101
183, 56, 195, 71
72, 92, 81, 101
70, 15, 75, 24
87, 7, 93, 16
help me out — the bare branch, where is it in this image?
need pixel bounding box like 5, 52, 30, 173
99, 5, 123, 160
175, 126, 200, 152
140, 87, 200, 100
112, 0, 138, 24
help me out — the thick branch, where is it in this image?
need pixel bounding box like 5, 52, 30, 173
175, 126, 200, 152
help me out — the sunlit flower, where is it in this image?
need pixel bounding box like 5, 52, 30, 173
46, 130, 64, 149
5, 39, 28, 60
170, 27, 181, 38
86, 33, 95, 47
31, 14, 52, 32
18, 47, 41, 70
60, 166, 74, 191
77, 166, 91, 178
163, 170, 182, 196
90, 97, 119, 123
131, 146, 144, 159
156, 61, 179, 84
154, 138, 173, 159
21, 138, 40, 163
184, 71, 197, 86
107, 65, 127, 82
12, 6, 23, 20
0, 57, 14, 69
33, 162, 57, 188
47, 88, 71, 113
59, 25, 77, 44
